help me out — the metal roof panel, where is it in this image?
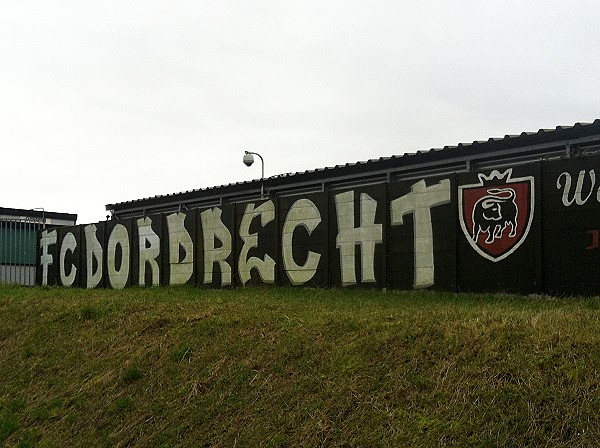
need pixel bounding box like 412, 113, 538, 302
106, 120, 600, 211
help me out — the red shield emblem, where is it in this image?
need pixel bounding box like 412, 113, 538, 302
459, 169, 534, 262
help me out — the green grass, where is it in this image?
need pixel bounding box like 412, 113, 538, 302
0, 285, 598, 447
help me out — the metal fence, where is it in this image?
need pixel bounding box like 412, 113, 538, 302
0, 215, 45, 286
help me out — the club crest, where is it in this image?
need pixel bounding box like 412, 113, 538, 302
458, 169, 534, 262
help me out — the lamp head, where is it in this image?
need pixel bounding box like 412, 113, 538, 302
243, 152, 254, 167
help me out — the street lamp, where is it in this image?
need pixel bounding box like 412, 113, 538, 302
243, 151, 265, 199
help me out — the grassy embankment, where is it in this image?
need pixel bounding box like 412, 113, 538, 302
0, 285, 598, 447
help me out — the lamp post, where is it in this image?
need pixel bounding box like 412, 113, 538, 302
243, 151, 265, 199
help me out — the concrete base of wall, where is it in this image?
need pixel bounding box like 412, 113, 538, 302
0, 265, 36, 286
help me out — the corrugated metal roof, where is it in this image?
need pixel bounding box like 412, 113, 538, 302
106, 120, 600, 213
0, 207, 77, 223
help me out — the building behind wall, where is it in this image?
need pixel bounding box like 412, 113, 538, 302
35, 119, 600, 295
106, 120, 600, 218
0, 208, 77, 285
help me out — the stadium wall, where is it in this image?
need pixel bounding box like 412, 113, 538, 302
38, 155, 600, 296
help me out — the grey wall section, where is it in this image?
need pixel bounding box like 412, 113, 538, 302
542, 156, 600, 296
56, 226, 82, 288
234, 200, 279, 287
83, 222, 106, 289
278, 193, 329, 288
328, 184, 387, 289
196, 205, 235, 289
104, 219, 133, 289
37, 227, 59, 286
38, 156, 600, 296
457, 164, 542, 294
388, 175, 456, 291
0, 266, 36, 286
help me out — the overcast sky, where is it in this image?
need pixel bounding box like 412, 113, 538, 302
2, 1, 599, 224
